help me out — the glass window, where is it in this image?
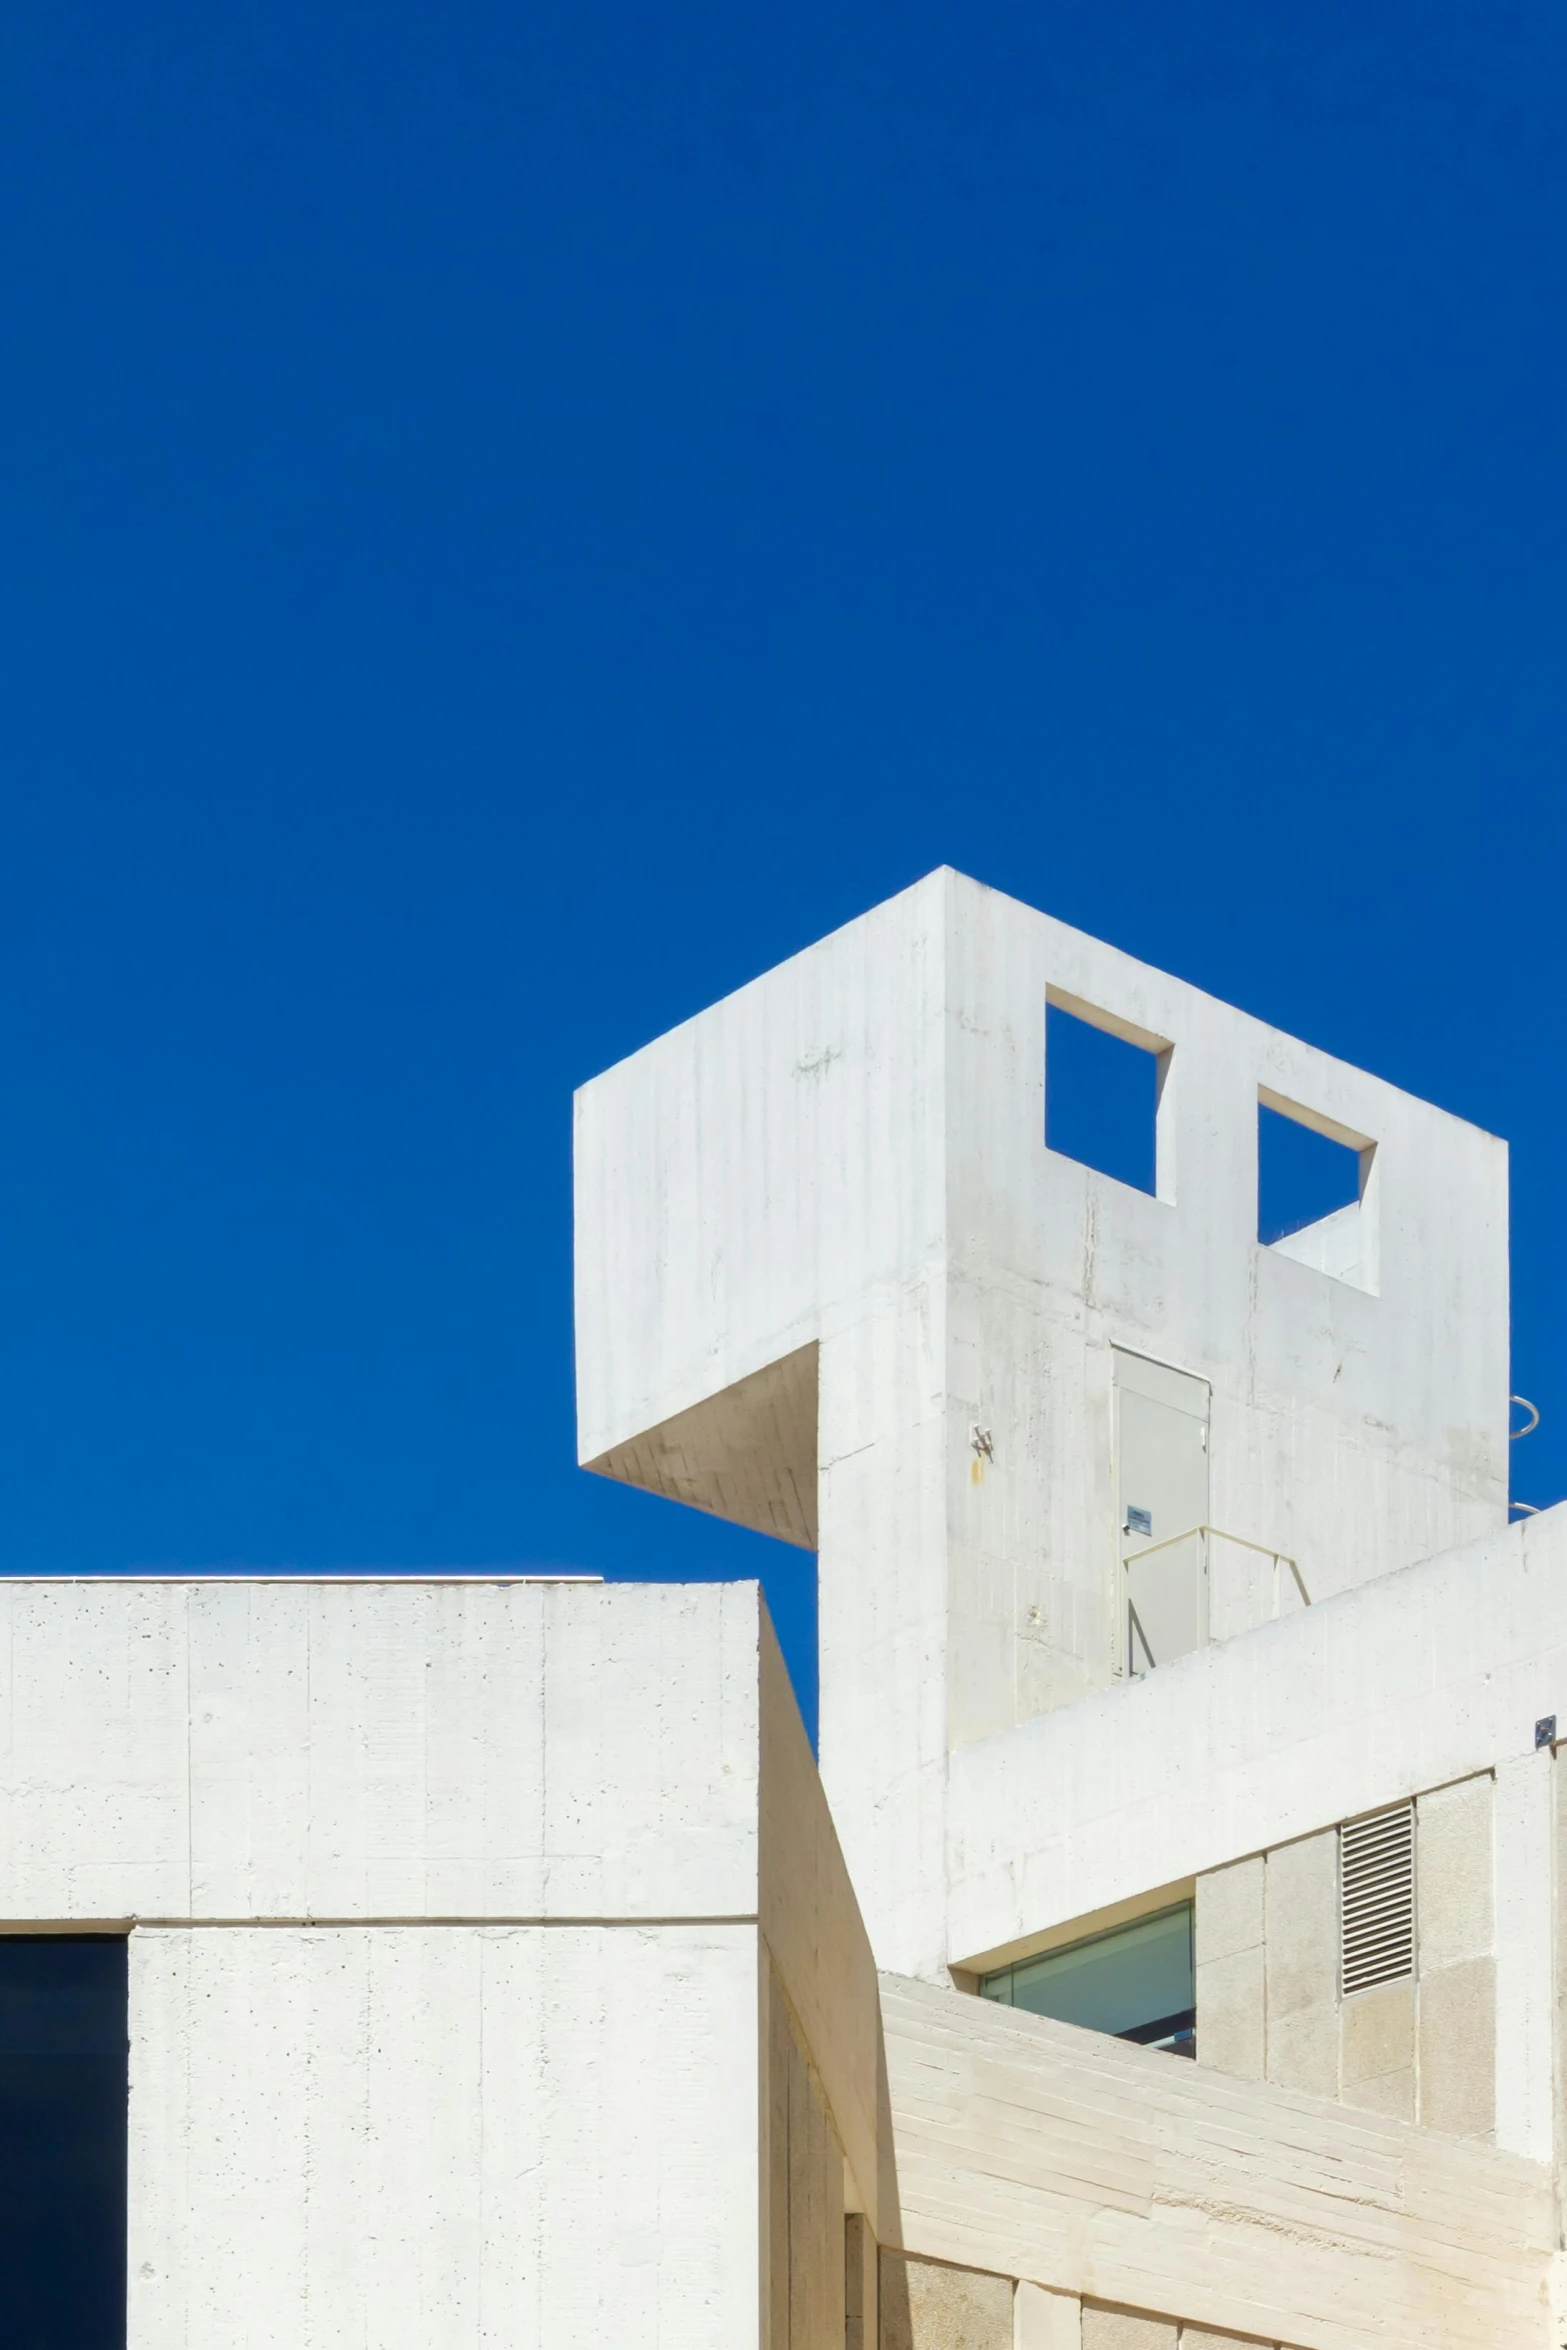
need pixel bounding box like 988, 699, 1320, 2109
980, 1904, 1195, 2056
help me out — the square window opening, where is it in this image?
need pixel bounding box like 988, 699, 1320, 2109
979, 1903, 1195, 2057
1046, 1001, 1164, 1198
1258, 1092, 1377, 1293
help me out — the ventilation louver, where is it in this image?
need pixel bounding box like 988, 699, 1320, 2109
1340, 1802, 1415, 1996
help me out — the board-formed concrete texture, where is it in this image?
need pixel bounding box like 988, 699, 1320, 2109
133, 1920, 761, 2346
574, 867, 1508, 1975
879, 1973, 1554, 2350
0, 1577, 764, 1925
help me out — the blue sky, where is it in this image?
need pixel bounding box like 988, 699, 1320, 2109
1, 0, 1563, 1732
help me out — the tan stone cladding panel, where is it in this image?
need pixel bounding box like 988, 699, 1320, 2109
1195, 1774, 1500, 2138
1196, 1859, 1264, 2080
1340, 1976, 1414, 2085
879, 2253, 1013, 2350
1340, 1976, 1416, 2121
1266, 2001, 1337, 2098
1415, 1776, 1496, 2140
1082, 2310, 1177, 2350
1264, 1829, 1336, 2098
1015, 2283, 1082, 2348
1416, 1777, 1494, 1971
1196, 1944, 1264, 2080
1197, 1857, 1263, 1962
1418, 1956, 1497, 2139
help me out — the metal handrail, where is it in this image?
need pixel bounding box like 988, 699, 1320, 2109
1124, 1522, 1311, 1610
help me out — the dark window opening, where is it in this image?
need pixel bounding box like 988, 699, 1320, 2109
1258, 1101, 1362, 1245
1045, 1003, 1160, 1197
979, 1904, 1195, 2057
0, 1935, 127, 2350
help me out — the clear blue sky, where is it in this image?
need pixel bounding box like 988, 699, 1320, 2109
2, 1, 1563, 1734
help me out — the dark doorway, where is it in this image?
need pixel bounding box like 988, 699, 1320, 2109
0, 1936, 127, 2350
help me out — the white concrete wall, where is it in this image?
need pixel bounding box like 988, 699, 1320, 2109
938, 880, 1507, 1750
0, 1576, 880, 2350
948, 1509, 1566, 1961
574, 868, 1509, 1974
1493, 1750, 1555, 2163
0, 1578, 762, 1922
575, 875, 954, 1978
131, 1921, 757, 2349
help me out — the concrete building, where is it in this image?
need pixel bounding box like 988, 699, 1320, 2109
4, 866, 1563, 2346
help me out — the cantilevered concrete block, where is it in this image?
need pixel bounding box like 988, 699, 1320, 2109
576, 870, 1509, 1975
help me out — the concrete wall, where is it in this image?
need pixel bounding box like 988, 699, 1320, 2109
0, 1575, 880, 2350
765, 1960, 848, 2350
576, 873, 953, 1978
0, 1515, 1550, 2347
880, 1973, 1555, 2350
759, 1592, 892, 2236
936, 882, 1506, 1738
574, 868, 1509, 1973
132, 1920, 759, 2348
0, 1576, 765, 1923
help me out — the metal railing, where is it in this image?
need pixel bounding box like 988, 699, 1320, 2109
1124, 1522, 1311, 1621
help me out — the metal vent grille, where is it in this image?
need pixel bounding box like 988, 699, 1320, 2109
1340, 1802, 1415, 1996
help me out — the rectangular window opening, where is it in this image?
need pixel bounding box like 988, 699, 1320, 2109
1258, 1091, 1376, 1292
979, 1903, 1195, 2057
1046, 1000, 1164, 1198
0, 1934, 127, 2350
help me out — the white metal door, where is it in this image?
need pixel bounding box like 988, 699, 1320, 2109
1114, 1350, 1210, 1675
